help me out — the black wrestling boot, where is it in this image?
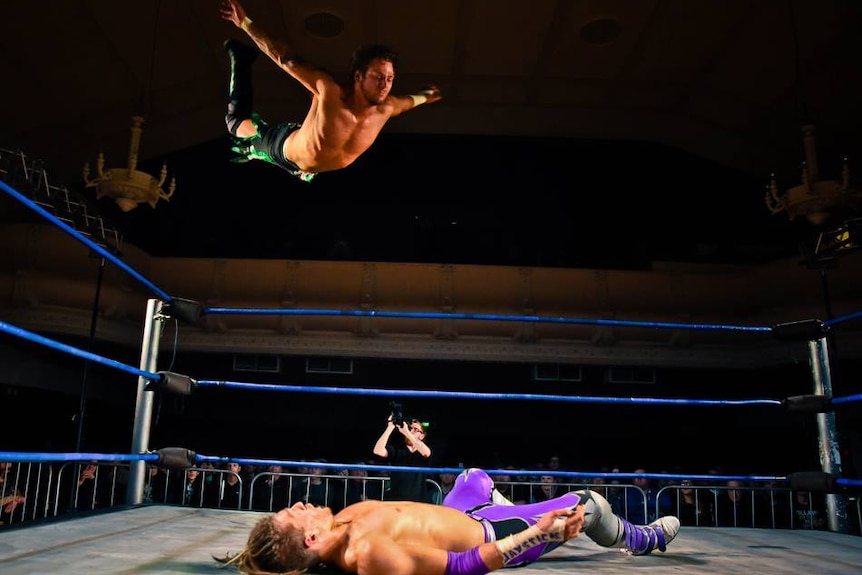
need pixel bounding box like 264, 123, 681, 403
224, 39, 259, 135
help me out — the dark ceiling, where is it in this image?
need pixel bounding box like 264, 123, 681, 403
2, 0, 861, 269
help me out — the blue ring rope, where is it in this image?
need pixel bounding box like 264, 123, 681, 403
825, 309, 862, 328
204, 307, 774, 332
5, 317, 861, 407
0, 451, 158, 463
195, 380, 782, 406
0, 319, 156, 380
0, 179, 172, 302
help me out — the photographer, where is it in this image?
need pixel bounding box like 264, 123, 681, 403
372, 403, 432, 502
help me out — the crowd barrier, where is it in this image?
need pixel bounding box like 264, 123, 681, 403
3, 457, 859, 535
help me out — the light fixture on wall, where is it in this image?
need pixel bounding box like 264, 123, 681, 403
764, 1, 859, 227
82, 1, 175, 212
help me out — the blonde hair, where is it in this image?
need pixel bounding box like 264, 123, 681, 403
215, 514, 319, 575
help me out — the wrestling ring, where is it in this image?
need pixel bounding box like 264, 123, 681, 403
2, 154, 862, 574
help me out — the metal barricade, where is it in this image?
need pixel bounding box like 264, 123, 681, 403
1, 460, 55, 526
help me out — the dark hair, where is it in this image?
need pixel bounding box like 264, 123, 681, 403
350, 44, 398, 75
409, 418, 428, 434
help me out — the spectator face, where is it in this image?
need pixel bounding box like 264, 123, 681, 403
439, 472, 457, 485
727, 480, 743, 501
409, 421, 427, 440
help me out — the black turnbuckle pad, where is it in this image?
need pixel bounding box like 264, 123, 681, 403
165, 297, 203, 324
147, 371, 196, 395
155, 447, 197, 470
783, 394, 833, 413
788, 471, 839, 493
772, 319, 828, 341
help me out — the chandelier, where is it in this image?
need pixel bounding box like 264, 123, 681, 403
763, 0, 859, 227
765, 124, 859, 226
82, 0, 175, 213
83, 115, 175, 212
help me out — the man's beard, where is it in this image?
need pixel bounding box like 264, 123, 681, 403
364, 87, 386, 105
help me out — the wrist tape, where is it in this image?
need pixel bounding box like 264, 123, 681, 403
410, 94, 427, 106
494, 521, 565, 565
240, 16, 253, 31
445, 548, 490, 575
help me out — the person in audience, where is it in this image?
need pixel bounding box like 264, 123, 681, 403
220, 462, 246, 509
291, 460, 338, 509
490, 466, 528, 505
373, 414, 433, 502
431, 470, 458, 504
73, 461, 107, 511
531, 474, 562, 503
182, 467, 204, 507
587, 467, 610, 499
603, 466, 626, 515
673, 479, 712, 527
792, 490, 827, 530
328, 465, 351, 513
753, 479, 792, 529
252, 464, 290, 512
715, 479, 754, 527
0, 461, 27, 526
345, 461, 385, 505
142, 464, 160, 504
625, 467, 673, 524
198, 461, 221, 508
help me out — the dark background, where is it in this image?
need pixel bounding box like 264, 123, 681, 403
105, 131, 812, 269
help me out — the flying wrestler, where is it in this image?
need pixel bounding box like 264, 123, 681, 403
217, 467, 680, 574
218, 0, 442, 183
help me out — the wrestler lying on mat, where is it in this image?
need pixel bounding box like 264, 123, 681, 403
217, 468, 679, 575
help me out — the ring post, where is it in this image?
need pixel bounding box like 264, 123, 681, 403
125, 298, 165, 505
808, 335, 849, 533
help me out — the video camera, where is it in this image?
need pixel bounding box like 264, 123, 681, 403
389, 401, 405, 427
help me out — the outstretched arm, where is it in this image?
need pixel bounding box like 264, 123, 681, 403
219, 0, 334, 94
388, 86, 443, 117
357, 507, 585, 575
